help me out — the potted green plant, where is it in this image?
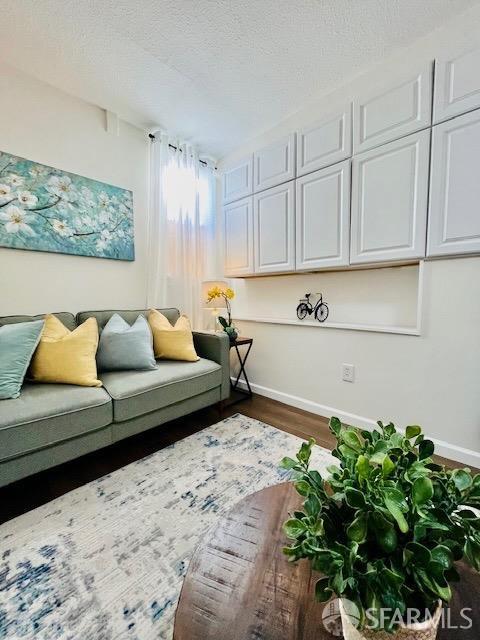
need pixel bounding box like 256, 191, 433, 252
281, 418, 480, 639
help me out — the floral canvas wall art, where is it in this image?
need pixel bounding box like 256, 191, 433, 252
0, 151, 134, 260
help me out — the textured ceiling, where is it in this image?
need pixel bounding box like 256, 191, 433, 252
0, 0, 477, 158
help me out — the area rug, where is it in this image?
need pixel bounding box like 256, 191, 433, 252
0, 413, 335, 640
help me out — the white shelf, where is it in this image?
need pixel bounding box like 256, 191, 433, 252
234, 315, 420, 336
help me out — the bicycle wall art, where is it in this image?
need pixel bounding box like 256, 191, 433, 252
296, 292, 329, 322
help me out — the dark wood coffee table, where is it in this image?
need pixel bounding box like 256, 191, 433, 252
173, 482, 480, 640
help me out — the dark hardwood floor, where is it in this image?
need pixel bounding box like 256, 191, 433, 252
0, 394, 470, 525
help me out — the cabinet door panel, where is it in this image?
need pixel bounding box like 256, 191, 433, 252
222, 156, 253, 204
297, 104, 352, 176
223, 197, 254, 276
351, 131, 430, 264
354, 64, 432, 153
254, 134, 295, 192
428, 110, 480, 257
254, 182, 295, 274
434, 46, 480, 123
296, 160, 350, 270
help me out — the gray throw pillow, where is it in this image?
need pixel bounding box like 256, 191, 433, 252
97, 314, 157, 372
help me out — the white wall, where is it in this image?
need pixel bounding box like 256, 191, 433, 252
220, 6, 480, 463
0, 63, 149, 315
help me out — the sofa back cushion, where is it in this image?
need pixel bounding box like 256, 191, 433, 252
76, 308, 180, 331
0, 312, 76, 331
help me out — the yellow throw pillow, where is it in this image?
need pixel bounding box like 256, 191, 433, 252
148, 309, 199, 362
31, 314, 102, 387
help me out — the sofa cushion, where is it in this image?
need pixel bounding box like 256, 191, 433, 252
101, 358, 222, 422
0, 312, 76, 331
0, 383, 112, 462
76, 308, 180, 332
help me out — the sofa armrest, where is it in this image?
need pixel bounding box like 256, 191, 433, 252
193, 331, 230, 401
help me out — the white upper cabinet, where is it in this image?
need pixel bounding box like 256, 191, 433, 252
350, 130, 430, 264
296, 160, 350, 270
428, 109, 480, 257
353, 64, 432, 153
223, 197, 254, 277
296, 104, 352, 177
253, 134, 295, 192
254, 181, 295, 274
222, 155, 253, 204
434, 46, 480, 123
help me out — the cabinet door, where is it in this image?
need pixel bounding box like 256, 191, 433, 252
434, 46, 480, 123
222, 155, 253, 204
253, 134, 295, 192
223, 197, 254, 276
296, 160, 350, 270
350, 130, 430, 264
254, 182, 295, 274
296, 104, 352, 176
353, 64, 432, 153
428, 110, 480, 257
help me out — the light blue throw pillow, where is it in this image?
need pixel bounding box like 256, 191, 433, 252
0, 319, 44, 400
97, 313, 157, 372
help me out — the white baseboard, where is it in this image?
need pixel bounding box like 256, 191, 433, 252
232, 377, 480, 468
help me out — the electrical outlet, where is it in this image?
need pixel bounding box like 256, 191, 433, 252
342, 363, 355, 383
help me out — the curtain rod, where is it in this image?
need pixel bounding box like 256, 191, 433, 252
148, 133, 210, 167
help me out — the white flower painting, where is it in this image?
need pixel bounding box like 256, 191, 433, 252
0, 151, 134, 260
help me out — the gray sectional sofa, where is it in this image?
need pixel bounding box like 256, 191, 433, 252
0, 308, 230, 487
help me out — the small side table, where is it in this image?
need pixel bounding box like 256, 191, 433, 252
229, 336, 253, 401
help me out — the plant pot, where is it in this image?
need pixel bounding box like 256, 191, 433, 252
340, 599, 442, 640
224, 327, 238, 342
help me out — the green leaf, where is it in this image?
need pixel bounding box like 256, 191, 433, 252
347, 512, 368, 543
218, 316, 228, 328
419, 439, 434, 460
280, 456, 298, 470
464, 538, 480, 571
294, 480, 310, 496
369, 451, 386, 465
406, 425, 422, 439
304, 493, 321, 518
296, 441, 312, 464
412, 476, 434, 506
356, 454, 371, 480
370, 512, 398, 553
311, 550, 344, 574
329, 416, 342, 437
315, 577, 332, 602
282, 544, 302, 560
382, 455, 395, 478
404, 542, 431, 566
342, 429, 363, 452
345, 487, 366, 509
283, 518, 307, 539
452, 469, 473, 492
383, 489, 409, 533
431, 545, 454, 570
338, 444, 358, 460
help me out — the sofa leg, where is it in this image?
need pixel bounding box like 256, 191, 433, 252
218, 400, 225, 417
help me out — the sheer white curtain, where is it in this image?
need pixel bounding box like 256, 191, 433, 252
147, 133, 217, 328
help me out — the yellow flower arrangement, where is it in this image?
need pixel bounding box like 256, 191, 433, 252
206, 286, 236, 338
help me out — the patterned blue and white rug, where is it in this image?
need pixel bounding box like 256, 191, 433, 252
0, 413, 335, 640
